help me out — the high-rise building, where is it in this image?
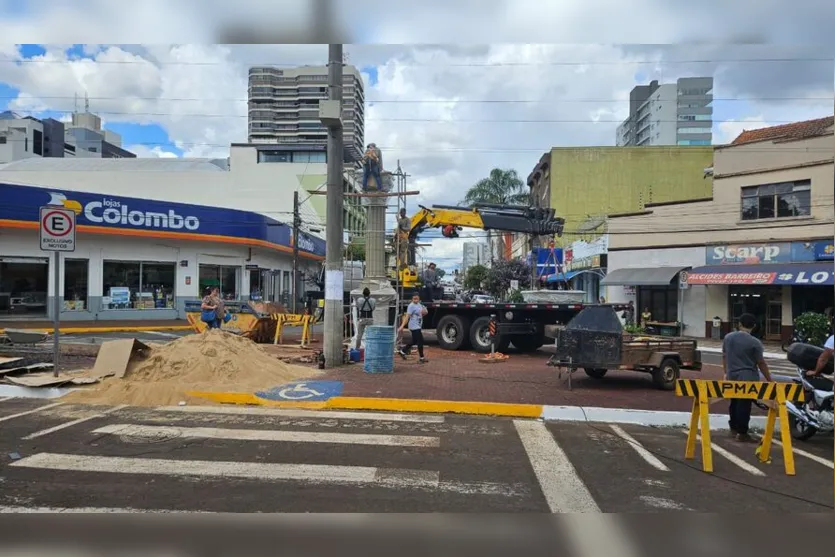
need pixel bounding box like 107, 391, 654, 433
462, 242, 490, 275
247, 65, 365, 162
616, 77, 713, 147
0, 110, 134, 164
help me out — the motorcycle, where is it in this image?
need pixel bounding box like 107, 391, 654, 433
774, 342, 835, 440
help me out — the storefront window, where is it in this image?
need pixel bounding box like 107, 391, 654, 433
0, 257, 48, 316
282, 270, 291, 305
638, 285, 678, 324
730, 286, 783, 341
249, 269, 263, 300
102, 261, 176, 310
64, 259, 88, 311
199, 265, 239, 300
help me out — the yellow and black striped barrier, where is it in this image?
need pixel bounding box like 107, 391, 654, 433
675, 378, 804, 476
271, 313, 313, 347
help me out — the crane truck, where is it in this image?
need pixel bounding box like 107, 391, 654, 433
390, 204, 625, 353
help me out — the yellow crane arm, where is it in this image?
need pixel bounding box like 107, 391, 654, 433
408, 206, 485, 233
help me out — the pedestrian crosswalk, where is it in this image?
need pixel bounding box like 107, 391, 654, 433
0, 396, 832, 512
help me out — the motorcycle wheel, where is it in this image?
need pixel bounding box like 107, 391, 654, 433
788, 412, 817, 441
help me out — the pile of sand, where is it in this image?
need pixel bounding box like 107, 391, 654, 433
248, 300, 287, 315
65, 329, 321, 407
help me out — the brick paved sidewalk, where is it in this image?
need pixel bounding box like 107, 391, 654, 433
320, 343, 742, 414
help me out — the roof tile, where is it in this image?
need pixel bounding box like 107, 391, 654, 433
731, 116, 834, 145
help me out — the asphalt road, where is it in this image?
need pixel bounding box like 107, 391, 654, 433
0, 398, 831, 514
700, 350, 799, 379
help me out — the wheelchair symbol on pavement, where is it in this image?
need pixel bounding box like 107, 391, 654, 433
277, 383, 324, 400
255, 380, 343, 402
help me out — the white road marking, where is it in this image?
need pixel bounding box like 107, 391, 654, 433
609, 425, 670, 472
93, 424, 440, 447
0, 506, 203, 513
11, 453, 442, 488
682, 431, 766, 476
768, 438, 834, 469
155, 405, 445, 423
0, 402, 63, 423
514, 420, 599, 513
23, 405, 127, 440
561, 515, 641, 557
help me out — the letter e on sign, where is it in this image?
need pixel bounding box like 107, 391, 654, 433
39, 206, 76, 252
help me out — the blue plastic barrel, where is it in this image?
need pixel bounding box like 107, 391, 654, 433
363, 325, 395, 373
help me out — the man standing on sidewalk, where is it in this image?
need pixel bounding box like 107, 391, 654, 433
398, 293, 428, 363
354, 287, 376, 350
722, 313, 774, 442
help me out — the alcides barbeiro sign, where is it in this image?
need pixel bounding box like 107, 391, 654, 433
0, 182, 326, 258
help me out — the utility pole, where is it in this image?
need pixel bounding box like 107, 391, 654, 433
322, 44, 344, 368
292, 190, 300, 314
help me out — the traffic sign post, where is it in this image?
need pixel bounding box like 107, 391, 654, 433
39, 206, 76, 377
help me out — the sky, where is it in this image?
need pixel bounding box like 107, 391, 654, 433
0, 6, 833, 271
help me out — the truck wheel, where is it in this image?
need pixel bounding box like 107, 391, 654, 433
470, 316, 498, 353
512, 335, 545, 353
652, 358, 680, 390
584, 368, 608, 379
435, 314, 471, 351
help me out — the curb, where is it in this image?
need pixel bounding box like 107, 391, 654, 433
699, 346, 786, 359
185, 391, 759, 430
0, 325, 193, 335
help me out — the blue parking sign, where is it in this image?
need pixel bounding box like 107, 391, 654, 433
255, 381, 343, 402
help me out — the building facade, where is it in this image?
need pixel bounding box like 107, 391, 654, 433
0, 182, 325, 321
0, 110, 135, 163
543, 146, 714, 246
247, 65, 365, 162
462, 242, 490, 274
616, 77, 713, 147
603, 117, 835, 341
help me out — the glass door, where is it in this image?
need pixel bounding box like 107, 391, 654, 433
766, 300, 782, 341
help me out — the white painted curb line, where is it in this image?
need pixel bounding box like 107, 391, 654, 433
541, 405, 778, 432
0, 385, 72, 399
699, 346, 786, 359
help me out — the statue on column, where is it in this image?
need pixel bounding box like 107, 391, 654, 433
361, 143, 384, 192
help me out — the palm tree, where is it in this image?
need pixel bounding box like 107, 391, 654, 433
462, 168, 531, 262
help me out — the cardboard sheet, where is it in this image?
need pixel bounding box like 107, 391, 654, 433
91, 339, 150, 379
0, 363, 53, 376
4, 372, 99, 388
0, 357, 24, 368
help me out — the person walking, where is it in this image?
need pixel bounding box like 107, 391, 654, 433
398, 293, 428, 363
354, 287, 376, 349
722, 313, 774, 442
201, 286, 224, 330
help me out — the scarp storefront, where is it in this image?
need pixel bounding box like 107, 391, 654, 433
0, 182, 325, 321
686, 241, 834, 341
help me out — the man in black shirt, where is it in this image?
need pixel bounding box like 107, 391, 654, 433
354, 287, 377, 349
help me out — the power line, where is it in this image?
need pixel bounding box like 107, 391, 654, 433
2, 108, 828, 124
0, 56, 830, 67
0, 94, 830, 103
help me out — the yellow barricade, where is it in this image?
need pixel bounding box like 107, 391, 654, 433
271, 313, 313, 347
675, 379, 804, 476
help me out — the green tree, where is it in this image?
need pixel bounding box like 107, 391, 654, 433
463, 264, 488, 290
483, 259, 532, 298
462, 168, 530, 207
436, 268, 446, 279
345, 240, 365, 261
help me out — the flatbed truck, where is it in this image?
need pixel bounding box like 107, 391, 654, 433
412, 300, 628, 353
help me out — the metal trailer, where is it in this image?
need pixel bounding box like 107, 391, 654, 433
410, 300, 629, 354
546, 305, 701, 390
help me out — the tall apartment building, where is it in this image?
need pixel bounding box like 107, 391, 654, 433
0, 110, 134, 164
462, 242, 490, 274
247, 65, 365, 162
616, 77, 713, 147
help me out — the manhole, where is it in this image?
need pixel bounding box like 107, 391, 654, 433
113, 426, 183, 444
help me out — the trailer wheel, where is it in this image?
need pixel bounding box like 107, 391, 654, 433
652, 358, 680, 390
435, 314, 471, 351
470, 316, 501, 353
512, 335, 545, 353
584, 368, 608, 379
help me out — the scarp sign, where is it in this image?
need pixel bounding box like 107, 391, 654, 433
707, 243, 792, 265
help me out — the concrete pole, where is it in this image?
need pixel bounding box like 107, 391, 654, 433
323, 44, 344, 368
357, 195, 397, 328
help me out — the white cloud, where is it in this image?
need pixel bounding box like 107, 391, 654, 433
714, 115, 768, 145
126, 144, 179, 158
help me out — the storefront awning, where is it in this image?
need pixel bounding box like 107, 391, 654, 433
686, 263, 834, 286
600, 266, 688, 287
544, 270, 582, 283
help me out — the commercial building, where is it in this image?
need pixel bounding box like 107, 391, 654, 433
603, 116, 834, 341
560, 235, 609, 303
616, 77, 714, 147
0, 143, 370, 320
0, 181, 325, 321
532, 146, 714, 247
247, 65, 365, 162
0, 110, 135, 164
462, 242, 490, 274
